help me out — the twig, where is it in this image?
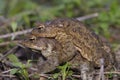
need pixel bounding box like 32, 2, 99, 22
0, 74, 16, 78
76, 13, 99, 21
72, 74, 81, 78
39, 74, 50, 79
0, 41, 12, 46
98, 58, 105, 80
0, 29, 32, 39
96, 71, 120, 75
2, 69, 14, 74
0, 46, 19, 61
30, 74, 51, 80
0, 40, 20, 46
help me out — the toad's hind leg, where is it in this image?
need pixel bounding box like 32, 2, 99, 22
69, 52, 94, 80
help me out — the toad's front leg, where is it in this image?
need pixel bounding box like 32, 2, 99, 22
37, 54, 59, 74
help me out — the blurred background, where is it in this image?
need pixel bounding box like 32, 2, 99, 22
0, 0, 120, 51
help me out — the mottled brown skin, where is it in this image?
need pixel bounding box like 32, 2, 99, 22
21, 37, 79, 72
21, 37, 93, 80
31, 18, 114, 68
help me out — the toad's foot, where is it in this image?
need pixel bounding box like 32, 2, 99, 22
80, 62, 93, 80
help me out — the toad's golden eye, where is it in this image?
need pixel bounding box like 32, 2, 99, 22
37, 24, 45, 30
29, 35, 36, 41
35, 24, 45, 32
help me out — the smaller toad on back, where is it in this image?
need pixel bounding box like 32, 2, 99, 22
31, 18, 114, 68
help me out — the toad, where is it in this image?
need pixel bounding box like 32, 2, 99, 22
20, 37, 93, 80
30, 18, 114, 68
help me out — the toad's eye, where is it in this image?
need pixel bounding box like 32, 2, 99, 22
29, 36, 36, 41
37, 24, 45, 30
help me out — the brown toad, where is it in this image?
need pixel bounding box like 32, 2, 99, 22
30, 18, 114, 69
20, 37, 93, 80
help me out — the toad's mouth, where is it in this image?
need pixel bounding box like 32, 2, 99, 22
18, 41, 43, 52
